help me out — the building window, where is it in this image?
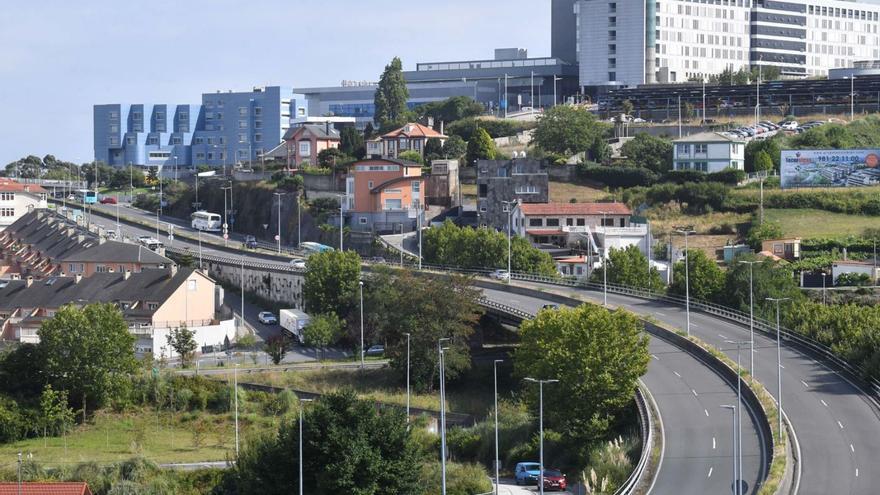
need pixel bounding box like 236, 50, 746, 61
546, 218, 560, 227
602, 217, 614, 227
566, 218, 574, 226
384, 199, 402, 210
188, 279, 197, 291
108, 137, 119, 146
677, 144, 690, 154
147, 137, 158, 145
155, 113, 164, 121
194, 137, 204, 144
577, 218, 586, 226
147, 302, 159, 310
529, 218, 543, 227
96, 265, 109, 273
118, 265, 126, 273
239, 134, 248, 143
1, 207, 17, 217
497, 167, 508, 177
515, 185, 538, 194
368, 180, 374, 189
299, 141, 311, 156
412, 181, 420, 193
179, 112, 188, 121
239, 120, 248, 129
254, 107, 262, 116
254, 133, 262, 143
239, 107, 248, 117
207, 153, 214, 160
695, 144, 708, 153
171, 137, 182, 145
219, 137, 226, 144
196, 152, 206, 160
238, 150, 248, 159
0, 193, 14, 201
132, 112, 142, 120
255, 120, 263, 129
359, 217, 368, 224
608, 72, 616, 81
68, 263, 77, 273
109, 125, 119, 133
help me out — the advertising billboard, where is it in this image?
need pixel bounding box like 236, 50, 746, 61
780, 149, 880, 188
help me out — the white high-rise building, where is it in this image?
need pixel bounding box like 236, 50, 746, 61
573, 0, 880, 86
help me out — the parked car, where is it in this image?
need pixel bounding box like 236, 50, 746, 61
99, 196, 117, 204
368, 256, 386, 264
105, 229, 117, 240
290, 258, 307, 269
779, 120, 799, 130
490, 269, 510, 281
542, 469, 568, 491
244, 235, 258, 249
365, 345, 385, 357
515, 462, 541, 485
541, 304, 560, 311
258, 311, 277, 325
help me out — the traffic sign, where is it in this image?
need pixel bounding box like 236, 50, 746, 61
274, 235, 280, 241
168, 234, 174, 241
223, 234, 229, 240
223, 223, 228, 229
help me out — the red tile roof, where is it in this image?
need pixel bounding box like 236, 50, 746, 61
0, 483, 92, 495
381, 123, 446, 139
526, 229, 564, 236
519, 202, 631, 216
0, 179, 47, 194
557, 256, 588, 263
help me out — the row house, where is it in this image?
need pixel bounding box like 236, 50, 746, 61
343, 158, 425, 233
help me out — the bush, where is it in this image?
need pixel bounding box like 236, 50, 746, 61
835, 272, 872, 287
706, 168, 746, 185
661, 170, 707, 184
746, 220, 784, 250
577, 163, 658, 188
446, 118, 531, 141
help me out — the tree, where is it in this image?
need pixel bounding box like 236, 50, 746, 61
366, 268, 482, 392
364, 122, 376, 140
374, 57, 410, 131
442, 135, 467, 160
166, 326, 198, 368
424, 137, 444, 161
754, 150, 774, 173
465, 127, 497, 166
744, 138, 781, 173
514, 304, 650, 443
592, 245, 665, 292
683, 101, 695, 121
302, 313, 343, 361
620, 133, 673, 173
303, 250, 362, 318
413, 96, 484, 124
230, 390, 420, 494
723, 255, 803, 319
264, 335, 287, 365
621, 99, 634, 116
746, 220, 784, 250
38, 303, 137, 420
317, 148, 348, 169
39, 384, 74, 439
398, 150, 424, 164
533, 105, 610, 157
668, 249, 725, 303
339, 126, 366, 159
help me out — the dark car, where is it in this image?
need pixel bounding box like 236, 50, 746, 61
541, 304, 559, 311
244, 235, 258, 249
99, 196, 117, 204
542, 469, 567, 491
365, 345, 385, 357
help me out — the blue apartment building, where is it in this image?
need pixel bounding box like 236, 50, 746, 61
94, 86, 308, 167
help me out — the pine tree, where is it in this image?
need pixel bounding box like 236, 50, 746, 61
465, 127, 497, 166
374, 57, 410, 131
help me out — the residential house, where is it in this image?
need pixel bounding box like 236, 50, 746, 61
366, 123, 446, 159
556, 255, 591, 279
831, 260, 880, 284
425, 159, 460, 207
279, 123, 341, 167
59, 241, 170, 277
760, 238, 801, 261
344, 158, 425, 233
672, 132, 745, 173
0, 483, 93, 495
477, 158, 549, 231
0, 179, 48, 230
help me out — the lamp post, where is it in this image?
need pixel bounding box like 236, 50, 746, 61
129, 162, 134, 204
359, 280, 365, 368
850, 75, 856, 122
766, 297, 790, 438
194, 170, 200, 212
173, 155, 178, 182
502, 200, 519, 283
197, 230, 203, 270
405, 333, 411, 420
553, 76, 562, 107
675, 227, 695, 336
297, 190, 302, 248
337, 194, 345, 251
738, 260, 760, 376
17, 452, 22, 495
822, 272, 828, 306
299, 398, 313, 495
599, 211, 615, 307
234, 363, 240, 457
438, 337, 451, 494
721, 404, 737, 495
726, 340, 751, 495
504, 74, 509, 118
274, 192, 287, 254
221, 184, 232, 247
524, 378, 559, 495
530, 70, 535, 113
493, 359, 503, 495
418, 203, 423, 270
239, 256, 245, 333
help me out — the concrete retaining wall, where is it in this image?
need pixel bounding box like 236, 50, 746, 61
202, 259, 306, 310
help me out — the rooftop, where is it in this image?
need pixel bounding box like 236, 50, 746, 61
282, 123, 341, 141
519, 202, 632, 216
674, 131, 745, 143
0, 483, 92, 495
59, 240, 171, 264
380, 123, 446, 140
0, 178, 48, 194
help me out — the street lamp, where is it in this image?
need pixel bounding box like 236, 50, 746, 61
337, 194, 346, 252
720, 404, 738, 495
405, 333, 411, 420
274, 192, 287, 254
299, 398, 313, 495
359, 281, 365, 368
297, 190, 302, 248
850, 75, 856, 122
553, 76, 562, 107
221, 184, 232, 247
766, 297, 790, 438
822, 271, 829, 306
502, 200, 519, 283
726, 340, 751, 495
530, 70, 535, 113
234, 363, 240, 457
173, 155, 178, 182
438, 337, 451, 494
524, 378, 559, 495
675, 227, 695, 336
493, 359, 503, 495
738, 260, 760, 376
17, 452, 22, 495
599, 211, 616, 307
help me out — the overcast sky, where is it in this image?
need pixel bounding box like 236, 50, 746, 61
0, 0, 549, 165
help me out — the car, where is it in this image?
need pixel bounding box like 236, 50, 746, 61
244, 235, 258, 249
289, 258, 307, 269
99, 196, 117, 204
105, 229, 117, 240
541, 304, 560, 311
490, 269, 510, 281
779, 120, 799, 130
368, 256, 386, 264
365, 344, 384, 357
258, 311, 277, 325
542, 469, 568, 491
514, 462, 541, 485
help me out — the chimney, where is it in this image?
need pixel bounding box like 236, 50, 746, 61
123, 269, 132, 281
25, 276, 33, 288
326, 121, 331, 136
74, 274, 82, 284
440, 120, 444, 136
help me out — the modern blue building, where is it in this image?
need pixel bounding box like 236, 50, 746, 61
94, 86, 308, 167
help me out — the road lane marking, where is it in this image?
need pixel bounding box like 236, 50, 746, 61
692, 389, 698, 397
800, 380, 809, 388
820, 399, 829, 407
838, 421, 844, 429
707, 467, 713, 478
673, 371, 681, 378
705, 409, 709, 417
856, 468, 859, 477
712, 437, 716, 449
651, 354, 659, 360
850, 444, 855, 453
718, 334, 728, 339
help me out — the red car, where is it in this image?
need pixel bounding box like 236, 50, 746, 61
542, 469, 567, 491
99, 196, 117, 204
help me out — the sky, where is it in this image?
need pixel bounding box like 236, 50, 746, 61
0, 0, 549, 165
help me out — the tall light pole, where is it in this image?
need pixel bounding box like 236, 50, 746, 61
766, 297, 790, 438
297, 190, 302, 248
337, 194, 345, 251
418, 203, 423, 270
530, 71, 535, 113
850, 76, 856, 121
221, 184, 232, 247
274, 192, 287, 253
359, 280, 365, 368
553, 75, 562, 107
129, 162, 134, 204
197, 230, 203, 270
600, 211, 615, 307
173, 155, 178, 182
738, 260, 760, 376
493, 359, 503, 495
299, 398, 313, 495
194, 170, 200, 212
726, 340, 751, 495
524, 378, 559, 495
702, 78, 706, 124
721, 404, 737, 495
675, 227, 695, 336
240, 256, 245, 332
17, 452, 22, 495
502, 200, 519, 283
405, 333, 411, 420
822, 272, 828, 306
504, 74, 509, 118
234, 363, 240, 457
438, 337, 451, 494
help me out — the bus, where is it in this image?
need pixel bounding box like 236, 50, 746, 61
191, 211, 223, 232
75, 189, 98, 204
300, 242, 335, 255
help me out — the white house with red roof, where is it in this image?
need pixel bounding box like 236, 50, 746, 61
0, 179, 48, 230
366, 123, 447, 159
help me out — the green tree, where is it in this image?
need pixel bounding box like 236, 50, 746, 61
746, 220, 784, 250
465, 127, 497, 166
264, 335, 287, 365
621, 99, 634, 116
303, 250, 362, 317
302, 313, 343, 361
166, 326, 198, 368
414, 96, 484, 124
754, 150, 774, 173
340, 126, 366, 159
230, 390, 420, 494
723, 255, 804, 319
38, 303, 137, 419
514, 304, 650, 443
424, 138, 444, 161
620, 133, 673, 173
39, 384, 75, 438
442, 135, 467, 160
398, 150, 424, 164
592, 245, 665, 291
374, 57, 410, 131
668, 250, 725, 303
533, 105, 610, 157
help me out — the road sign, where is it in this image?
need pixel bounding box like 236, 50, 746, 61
274, 235, 280, 241
223, 223, 228, 229
168, 234, 174, 241
223, 234, 229, 240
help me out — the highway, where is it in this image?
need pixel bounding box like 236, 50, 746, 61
81, 200, 880, 494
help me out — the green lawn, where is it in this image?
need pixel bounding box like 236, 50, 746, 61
763, 208, 880, 238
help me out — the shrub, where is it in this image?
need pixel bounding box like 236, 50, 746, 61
706, 168, 746, 185
577, 163, 658, 187
835, 272, 872, 287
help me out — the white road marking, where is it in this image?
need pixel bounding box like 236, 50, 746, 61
651, 354, 659, 360
673, 371, 682, 378
718, 334, 728, 339
705, 409, 709, 417
820, 399, 829, 407
707, 467, 713, 478
838, 421, 845, 429
713, 437, 716, 449
692, 389, 698, 397
856, 468, 860, 477
850, 444, 855, 453
656, 312, 667, 317
801, 380, 809, 388
779, 364, 786, 369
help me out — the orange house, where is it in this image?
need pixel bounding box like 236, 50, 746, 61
344, 158, 424, 233
281, 123, 340, 167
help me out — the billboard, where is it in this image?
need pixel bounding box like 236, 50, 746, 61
780, 149, 880, 188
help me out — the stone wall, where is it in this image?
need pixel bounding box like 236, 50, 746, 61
202, 259, 306, 310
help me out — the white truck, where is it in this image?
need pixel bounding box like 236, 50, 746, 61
279, 309, 310, 343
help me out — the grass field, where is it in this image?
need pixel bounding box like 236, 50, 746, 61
763, 208, 880, 238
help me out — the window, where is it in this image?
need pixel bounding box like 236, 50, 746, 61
219, 137, 226, 144
368, 180, 374, 189
695, 144, 708, 153
96, 265, 109, 273
529, 218, 543, 227
384, 198, 402, 210
239, 120, 248, 129
108, 137, 119, 146
255, 120, 263, 129
68, 263, 77, 273
238, 150, 248, 159
194, 137, 204, 144
399, 138, 409, 149
478, 184, 487, 198
171, 136, 182, 145
155, 113, 164, 121
497, 167, 509, 177
0, 193, 14, 201
566, 218, 574, 226
609, 72, 616, 81
254, 133, 262, 142
179, 112, 188, 121
576, 218, 586, 226
254, 107, 262, 116
207, 153, 214, 160
216, 112, 223, 120
515, 185, 539, 194
359, 217, 368, 224
147, 302, 159, 310
239, 134, 247, 143
132, 112, 142, 120
602, 217, 614, 227
412, 181, 420, 193
147, 137, 159, 145
109, 111, 119, 119
109, 124, 119, 133
239, 107, 248, 117
677, 144, 690, 154
188, 279, 197, 291
196, 152, 206, 160
299, 141, 311, 156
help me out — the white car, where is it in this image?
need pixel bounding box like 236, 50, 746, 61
290, 258, 307, 269
258, 311, 277, 325
490, 269, 510, 281
780, 120, 799, 130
